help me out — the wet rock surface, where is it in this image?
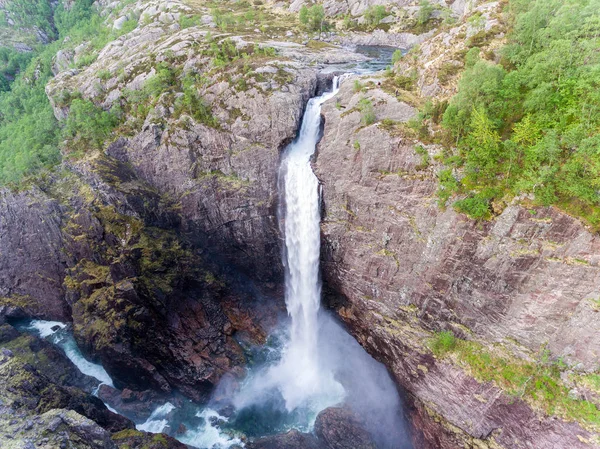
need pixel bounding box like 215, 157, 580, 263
0, 323, 155, 448
315, 407, 377, 449
247, 429, 324, 449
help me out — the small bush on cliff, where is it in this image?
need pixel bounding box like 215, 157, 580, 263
430, 331, 457, 356
358, 97, 376, 126
62, 99, 120, 150
299, 5, 327, 33
364, 6, 388, 28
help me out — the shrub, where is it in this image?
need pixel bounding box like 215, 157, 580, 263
391, 49, 404, 65
430, 331, 457, 356
364, 5, 387, 27
358, 97, 376, 126
299, 5, 326, 32
62, 99, 120, 150
417, 0, 434, 25
454, 194, 491, 219
353, 79, 364, 93
437, 62, 462, 85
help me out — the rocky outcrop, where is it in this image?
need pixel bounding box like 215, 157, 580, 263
248, 430, 324, 449
315, 74, 600, 447
314, 407, 377, 449
0, 323, 135, 447
0, 188, 70, 321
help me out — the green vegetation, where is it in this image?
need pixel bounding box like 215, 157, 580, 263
430, 330, 457, 355
358, 97, 376, 126
436, 0, 600, 227
364, 5, 388, 28
0, 0, 140, 185
62, 99, 120, 151
391, 49, 404, 65
417, 0, 434, 26
3, 0, 55, 39
430, 331, 600, 429
299, 5, 327, 33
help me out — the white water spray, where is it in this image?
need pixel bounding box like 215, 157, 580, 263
26, 320, 114, 388
234, 77, 347, 415
276, 76, 345, 411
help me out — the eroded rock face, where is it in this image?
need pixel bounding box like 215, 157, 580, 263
314, 407, 377, 449
314, 77, 600, 448
0, 324, 132, 444
0, 188, 70, 321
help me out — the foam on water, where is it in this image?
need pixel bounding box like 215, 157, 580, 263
179, 409, 242, 449
27, 320, 114, 387
136, 402, 176, 433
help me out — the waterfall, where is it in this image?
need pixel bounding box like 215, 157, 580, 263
276, 76, 345, 411
232, 77, 346, 418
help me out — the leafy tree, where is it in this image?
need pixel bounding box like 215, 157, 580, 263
364, 5, 387, 27
62, 99, 120, 150
439, 0, 600, 225
299, 5, 326, 33
358, 97, 376, 126
417, 0, 434, 26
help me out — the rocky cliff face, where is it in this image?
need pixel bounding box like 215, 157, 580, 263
314, 66, 600, 449
1, 0, 369, 407
0, 322, 186, 448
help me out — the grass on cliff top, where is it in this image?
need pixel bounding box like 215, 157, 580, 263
183, 0, 301, 39
430, 331, 600, 430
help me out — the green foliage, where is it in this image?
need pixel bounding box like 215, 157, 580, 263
0, 48, 34, 81
62, 99, 120, 150
179, 14, 202, 29
440, 0, 600, 226
299, 5, 326, 32
430, 331, 457, 356
353, 79, 364, 93
174, 73, 218, 127
5, 0, 55, 38
415, 145, 430, 170
437, 62, 462, 84
431, 334, 600, 428
417, 0, 434, 26
364, 5, 388, 27
464, 46, 481, 68
358, 97, 376, 126
391, 49, 404, 65
0, 0, 140, 184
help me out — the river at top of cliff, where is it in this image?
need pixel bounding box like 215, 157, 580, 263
322, 45, 406, 74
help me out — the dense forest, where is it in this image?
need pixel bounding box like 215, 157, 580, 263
438, 0, 600, 225
0, 0, 135, 184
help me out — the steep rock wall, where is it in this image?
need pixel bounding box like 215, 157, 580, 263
315, 77, 600, 448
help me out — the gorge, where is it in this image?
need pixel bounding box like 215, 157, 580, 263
1, 0, 600, 448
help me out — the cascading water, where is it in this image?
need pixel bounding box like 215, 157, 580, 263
275, 75, 346, 410
232, 75, 413, 448
232, 77, 347, 418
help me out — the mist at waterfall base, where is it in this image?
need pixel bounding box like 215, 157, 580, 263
13, 74, 413, 449
221, 76, 413, 449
